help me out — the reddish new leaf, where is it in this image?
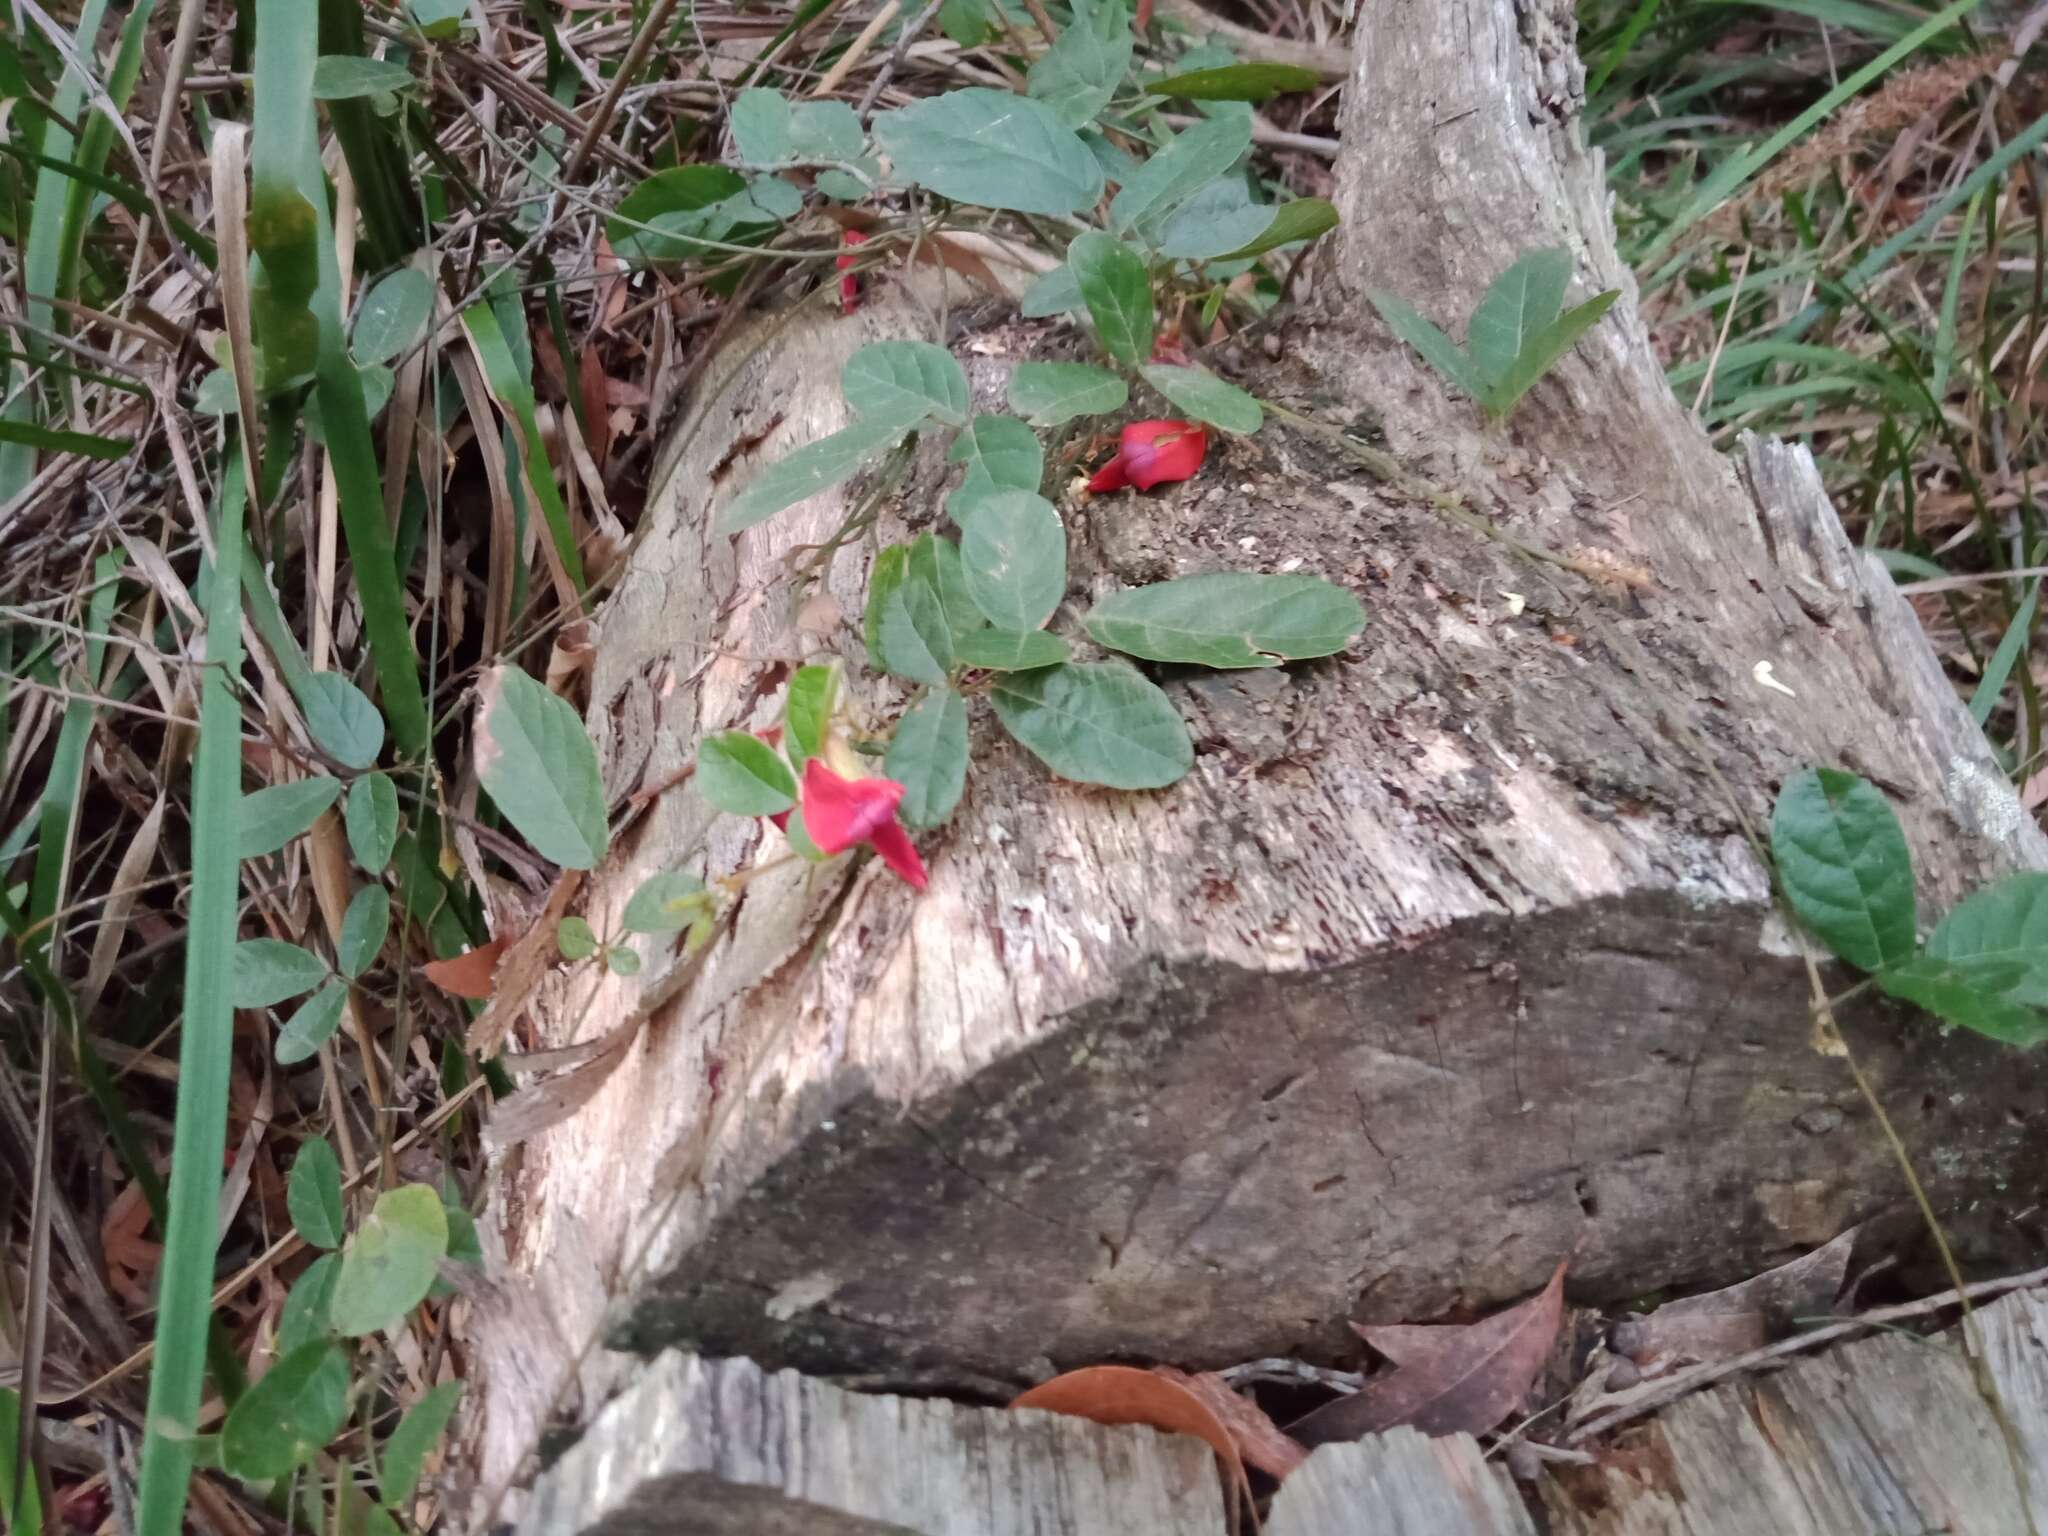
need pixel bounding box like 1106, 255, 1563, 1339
1153, 1366, 1305, 1479
1289, 1262, 1567, 1447
422, 935, 512, 999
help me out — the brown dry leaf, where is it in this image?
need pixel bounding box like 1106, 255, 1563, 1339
1620, 1227, 1855, 1369
465, 871, 583, 1054
914, 235, 1006, 297
422, 935, 513, 1000
481, 1017, 638, 1150
1290, 1262, 1568, 1447
1013, 1365, 1255, 1517
1153, 1366, 1305, 1479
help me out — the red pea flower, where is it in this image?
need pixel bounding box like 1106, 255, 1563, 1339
837, 229, 868, 315
1086, 419, 1208, 493
801, 758, 928, 889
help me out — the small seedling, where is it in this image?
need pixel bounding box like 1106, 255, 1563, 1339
1365, 247, 1619, 423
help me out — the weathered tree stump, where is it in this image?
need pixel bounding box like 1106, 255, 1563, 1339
468, 0, 2048, 1497
517, 1288, 2048, 1534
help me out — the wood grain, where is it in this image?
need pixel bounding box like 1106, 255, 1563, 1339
467, 0, 2048, 1499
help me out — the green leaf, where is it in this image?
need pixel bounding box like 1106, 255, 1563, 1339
220, 1342, 350, 1480
865, 544, 911, 661
718, 416, 905, 533
875, 88, 1104, 216
0, 419, 129, 461
339, 1482, 405, 1536
1142, 62, 1320, 100
607, 165, 758, 265
240, 776, 342, 859
1008, 361, 1128, 426
1069, 231, 1154, 367
940, 0, 991, 45
556, 915, 598, 960
1085, 572, 1364, 667
233, 939, 329, 1008
841, 340, 969, 428
303, 672, 385, 769
345, 773, 399, 872
1876, 954, 2048, 1046
745, 173, 803, 220
607, 945, 643, 976
1365, 288, 1484, 400
1481, 290, 1620, 419
992, 662, 1193, 789
909, 533, 986, 642
311, 55, 415, 100
1925, 873, 2048, 1007
352, 269, 435, 365
730, 87, 795, 163
1139, 363, 1262, 433
960, 489, 1067, 631
948, 414, 1043, 498
696, 731, 798, 816
887, 689, 969, 828
276, 1254, 338, 1355
406, 0, 467, 36
287, 1139, 345, 1249
338, 885, 390, 979
731, 88, 865, 165
1, 1388, 44, 1536
782, 663, 839, 766
329, 1183, 448, 1337
955, 628, 1071, 670
878, 579, 955, 685
1465, 248, 1571, 391
1027, 0, 1132, 129
380, 1381, 463, 1508
1019, 263, 1084, 318
1769, 767, 1918, 974
475, 665, 609, 870
1209, 197, 1339, 260
622, 871, 708, 934
276, 982, 348, 1065
1158, 177, 1274, 261
1110, 114, 1252, 242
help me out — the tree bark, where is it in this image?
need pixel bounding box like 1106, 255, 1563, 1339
467, 0, 2048, 1498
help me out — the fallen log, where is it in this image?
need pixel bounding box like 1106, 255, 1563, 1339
468, 0, 2048, 1497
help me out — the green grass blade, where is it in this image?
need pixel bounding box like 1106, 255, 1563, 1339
461, 299, 588, 596
245, 0, 429, 756
315, 0, 422, 266
1931, 185, 1986, 401
1643, 0, 1982, 261
134, 455, 247, 1536
0, 420, 133, 461
0, 0, 114, 500
56, 0, 157, 309
1970, 577, 2040, 728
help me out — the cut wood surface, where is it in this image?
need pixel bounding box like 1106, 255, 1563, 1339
468, 0, 2048, 1495
512, 1350, 1225, 1536
516, 1288, 2048, 1534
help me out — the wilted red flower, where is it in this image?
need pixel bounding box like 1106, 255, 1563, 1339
1086, 420, 1207, 493
837, 229, 868, 315
801, 758, 928, 888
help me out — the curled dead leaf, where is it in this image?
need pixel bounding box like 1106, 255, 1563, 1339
423, 935, 512, 1000
1012, 1365, 1256, 1519
1152, 1366, 1305, 1480
1290, 1261, 1568, 1448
